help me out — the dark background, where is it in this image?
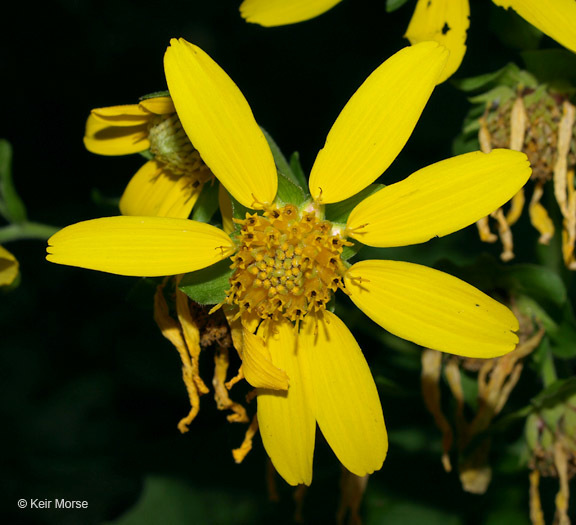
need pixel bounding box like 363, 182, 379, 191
0, 0, 564, 523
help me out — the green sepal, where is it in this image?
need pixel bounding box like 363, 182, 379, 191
139, 150, 153, 161
0, 140, 27, 224
191, 182, 220, 223
229, 193, 251, 223
179, 259, 233, 306
341, 239, 363, 262
139, 90, 170, 101
324, 184, 384, 224
274, 172, 306, 207
467, 85, 517, 106
451, 63, 537, 94
261, 127, 306, 191
386, 0, 410, 13
289, 151, 308, 190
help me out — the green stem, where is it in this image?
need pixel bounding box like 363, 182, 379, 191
541, 347, 558, 388
0, 222, 59, 243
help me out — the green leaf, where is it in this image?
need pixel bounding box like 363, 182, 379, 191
289, 151, 308, 190
179, 259, 233, 305
191, 182, 220, 223
324, 184, 384, 224
104, 475, 259, 525
260, 127, 304, 189
275, 171, 306, 207
496, 264, 567, 306
386, 0, 410, 13
0, 140, 27, 223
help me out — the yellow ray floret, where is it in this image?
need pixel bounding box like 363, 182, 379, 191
405, 0, 470, 83
257, 319, 316, 486
240, 0, 344, 27
309, 41, 448, 204
46, 216, 234, 277
347, 149, 531, 247
119, 160, 203, 219
84, 113, 150, 156
164, 38, 277, 209
493, 0, 576, 55
0, 245, 19, 286
299, 311, 387, 477
345, 260, 519, 358
242, 328, 289, 390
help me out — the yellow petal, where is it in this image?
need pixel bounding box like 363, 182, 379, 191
240, 0, 344, 27
46, 216, 235, 277
493, 0, 576, 54
242, 328, 290, 390
139, 96, 175, 115
405, 0, 470, 83
309, 41, 448, 204
300, 311, 387, 476
119, 160, 201, 219
345, 260, 519, 358
0, 245, 19, 286
90, 104, 152, 126
256, 320, 316, 486
164, 39, 277, 208
347, 149, 531, 247
84, 114, 149, 156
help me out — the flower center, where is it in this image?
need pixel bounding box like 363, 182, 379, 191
226, 204, 349, 322
148, 114, 212, 183
482, 89, 576, 183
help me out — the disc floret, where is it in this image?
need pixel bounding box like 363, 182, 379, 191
226, 204, 350, 322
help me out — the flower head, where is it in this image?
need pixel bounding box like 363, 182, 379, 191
85, 95, 213, 218
472, 80, 576, 268
47, 38, 531, 485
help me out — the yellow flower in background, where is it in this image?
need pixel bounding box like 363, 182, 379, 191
0, 245, 18, 286
240, 0, 344, 26
47, 39, 531, 485
240, 0, 576, 83
85, 95, 213, 218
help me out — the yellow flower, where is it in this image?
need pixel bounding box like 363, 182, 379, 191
0, 245, 18, 286
85, 95, 213, 218
240, 0, 576, 83
47, 38, 531, 485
